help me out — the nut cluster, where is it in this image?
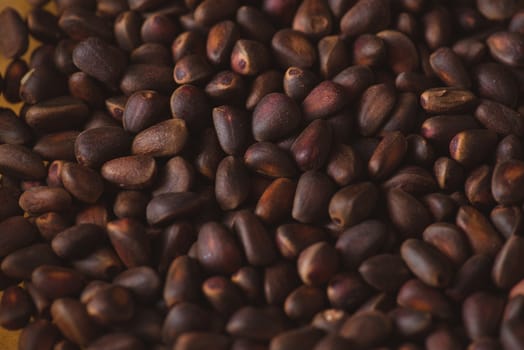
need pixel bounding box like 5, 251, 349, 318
1, 0, 524, 349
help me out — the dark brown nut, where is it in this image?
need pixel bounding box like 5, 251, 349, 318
492, 235, 524, 289
487, 32, 524, 67
283, 66, 319, 102
422, 223, 470, 266
26, 8, 61, 43
25, 96, 90, 133
155, 221, 195, 274
33, 131, 78, 162
446, 254, 493, 302
434, 157, 465, 192
255, 178, 296, 224
456, 206, 503, 256
291, 119, 332, 171
398, 279, 453, 319
245, 70, 283, 110
31, 265, 85, 300
170, 84, 211, 131
72, 37, 127, 89
292, 170, 336, 224
3, 59, 28, 103
421, 114, 480, 151
275, 224, 327, 260
477, 0, 518, 20
75, 126, 131, 168
269, 326, 324, 350
264, 261, 300, 305
0, 216, 38, 258
20, 67, 68, 105
161, 302, 217, 345
359, 254, 411, 292
352, 34, 386, 68
72, 247, 124, 280
272, 29, 317, 69
430, 47, 471, 89
205, 71, 246, 104
86, 285, 134, 326
206, 21, 239, 66
86, 333, 145, 350
0, 144, 46, 181
387, 188, 432, 237
203, 275, 244, 315
405, 134, 436, 168
501, 319, 524, 350
215, 156, 250, 211
292, 0, 332, 39
51, 224, 105, 259
230, 39, 270, 76
0, 286, 33, 330
193, 0, 238, 26
227, 306, 288, 341
302, 80, 348, 120
120, 64, 175, 95
314, 334, 353, 350
423, 6, 452, 50
449, 129, 498, 168
141, 13, 178, 45
329, 182, 379, 229
172, 30, 206, 62
2, 243, 60, 280
236, 6, 275, 43
131, 119, 188, 158
128, 0, 164, 11
395, 71, 436, 94
153, 156, 195, 196
51, 298, 100, 346
377, 30, 419, 74
123, 90, 169, 133
252, 93, 301, 142
60, 162, 104, 204
114, 11, 142, 52
357, 83, 397, 136
327, 273, 373, 311
368, 132, 407, 179
401, 238, 454, 288
0, 7, 29, 59
34, 212, 70, 242
113, 191, 148, 219
463, 292, 505, 340
453, 38, 487, 65
496, 134, 524, 163
53, 39, 77, 75
130, 43, 171, 65
163, 256, 202, 307
318, 35, 350, 79
59, 8, 113, 42
231, 266, 263, 304
146, 192, 203, 226
284, 285, 326, 321
197, 222, 243, 274
326, 143, 363, 187
233, 210, 276, 266
174, 332, 230, 350
491, 205, 524, 238
244, 142, 298, 178
473, 63, 519, 108
105, 95, 127, 121
213, 105, 249, 156
297, 242, 338, 286
338, 311, 392, 348
336, 220, 387, 269
19, 187, 72, 215
101, 155, 156, 189
0, 108, 32, 146
426, 328, 463, 350
107, 218, 150, 268
420, 87, 478, 114
380, 92, 419, 134
18, 319, 60, 350
492, 160, 524, 205
475, 99, 524, 137
389, 307, 432, 339
312, 308, 349, 333
173, 54, 213, 85
340, 0, 390, 38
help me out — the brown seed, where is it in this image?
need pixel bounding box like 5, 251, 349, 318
206, 20, 239, 66
86, 333, 145, 350
86, 285, 135, 325
215, 156, 250, 211
434, 157, 465, 192
272, 29, 317, 69
132, 119, 188, 157
357, 83, 397, 136
329, 182, 379, 229
397, 279, 453, 319
163, 256, 203, 307
3, 59, 28, 103
31, 265, 85, 299
193, 0, 238, 26
487, 31, 524, 67
33, 131, 79, 162
51, 298, 100, 346
123, 90, 169, 133
456, 206, 503, 256
113, 190, 148, 219
236, 6, 275, 44
232, 266, 263, 303
453, 38, 487, 65
314, 334, 353, 350
422, 223, 470, 266
61, 162, 104, 204
213, 105, 249, 156
292, 0, 332, 39
382, 165, 437, 196
336, 220, 387, 269
338, 311, 392, 348
114, 11, 142, 52
20, 67, 68, 105
58, 8, 113, 42
275, 224, 327, 260
203, 275, 244, 315
197, 222, 243, 274
252, 93, 301, 142
387, 188, 432, 237
141, 13, 178, 45
327, 273, 373, 311
19, 186, 72, 215
449, 129, 498, 168
284, 285, 327, 321
430, 47, 471, 89
496, 134, 524, 163
0, 216, 38, 258
244, 142, 298, 178
446, 254, 493, 302
297, 242, 338, 286
72, 247, 124, 280
173, 54, 213, 85
146, 192, 203, 226
246, 70, 283, 110
491, 205, 524, 238
368, 132, 407, 180
326, 143, 363, 187
491, 160, 524, 205
234, 210, 277, 266
501, 319, 524, 350
18, 319, 59, 350
174, 332, 231, 350
26, 97, 89, 134
131, 43, 171, 65
231, 39, 270, 76
0, 286, 33, 330
226, 306, 288, 341
101, 155, 156, 189
463, 292, 505, 340
390, 307, 433, 339
477, 0, 518, 20
474, 99, 524, 137
0, 144, 46, 180
161, 302, 217, 345
153, 156, 195, 196
120, 64, 175, 95
255, 178, 296, 224
492, 235, 524, 289
205, 70, 246, 104
473, 63, 519, 108
420, 87, 478, 114
264, 261, 301, 305
291, 119, 332, 171
377, 30, 419, 74
0, 7, 29, 59
0, 108, 32, 146
421, 114, 480, 151
51, 224, 106, 260
426, 328, 463, 350
359, 254, 411, 292
170, 84, 211, 131
401, 238, 454, 288
107, 218, 151, 268
283, 66, 319, 102
302, 80, 348, 120
293, 170, 336, 224
269, 326, 324, 350
340, 0, 390, 39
